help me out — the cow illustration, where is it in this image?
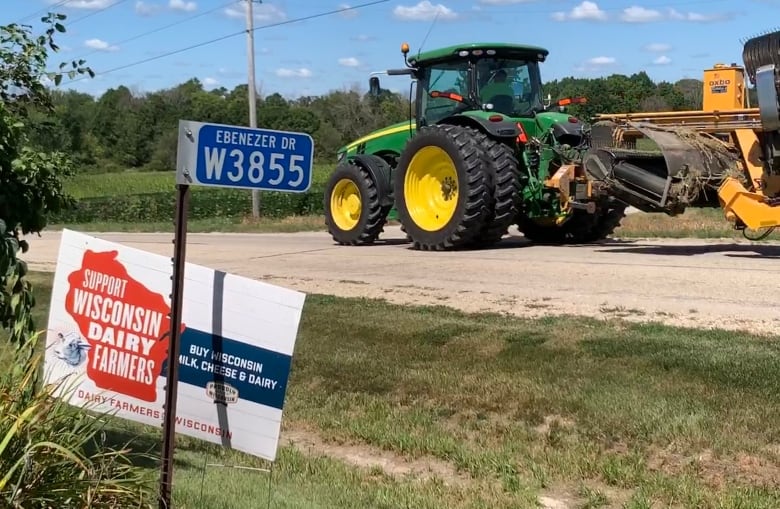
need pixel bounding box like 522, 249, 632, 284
52, 331, 91, 367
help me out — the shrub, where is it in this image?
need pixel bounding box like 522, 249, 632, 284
0, 335, 155, 507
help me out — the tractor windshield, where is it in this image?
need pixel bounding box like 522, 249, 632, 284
475, 58, 543, 116
416, 56, 545, 124
417, 60, 472, 124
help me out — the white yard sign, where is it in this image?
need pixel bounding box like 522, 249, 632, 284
43, 229, 306, 461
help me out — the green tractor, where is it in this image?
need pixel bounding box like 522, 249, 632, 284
323, 41, 626, 250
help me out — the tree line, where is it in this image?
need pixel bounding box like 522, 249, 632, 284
23, 69, 752, 174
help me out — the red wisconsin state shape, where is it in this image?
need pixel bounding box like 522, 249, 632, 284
64, 249, 185, 402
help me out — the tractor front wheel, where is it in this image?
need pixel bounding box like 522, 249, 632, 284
324, 157, 391, 245
393, 124, 491, 250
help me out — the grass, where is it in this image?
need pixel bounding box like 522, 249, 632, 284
47, 215, 329, 234
6, 271, 780, 508
62, 166, 334, 199
613, 207, 770, 240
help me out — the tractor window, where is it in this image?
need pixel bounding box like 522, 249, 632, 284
475, 58, 543, 116
418, 61, 471, 124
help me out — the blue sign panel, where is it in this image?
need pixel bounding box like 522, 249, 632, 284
165, 328, 293, 411
176, 120, 314, 192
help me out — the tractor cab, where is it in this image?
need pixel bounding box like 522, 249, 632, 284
369, 42, 549, 127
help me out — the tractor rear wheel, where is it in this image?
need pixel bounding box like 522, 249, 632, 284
469, 132, 521, 247
393, 124, 491, 250
324, 156, 391, 245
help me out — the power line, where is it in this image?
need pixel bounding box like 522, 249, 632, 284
63, 0, 390, 84
15, 0, 70, 24
451, 0, 729, 12
66, 0, 132, 26
15, 0, 129, 26
67, 0, 238, 63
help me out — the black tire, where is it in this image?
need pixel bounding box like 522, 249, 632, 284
581, 204, 627, 242
393, 124, 491, 251
324, 157, 391, 245
517, 204, 627, 244
469, 132, 521, 247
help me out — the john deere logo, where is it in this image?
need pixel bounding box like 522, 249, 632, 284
206, 381, 238, 404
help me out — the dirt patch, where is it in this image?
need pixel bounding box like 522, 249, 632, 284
534, 414, 576, 435
251, 274, 780, 338
648, 446, 780, 489
281, 427, 471, 486
538, 493, 577, 509
538, 481, 633, 509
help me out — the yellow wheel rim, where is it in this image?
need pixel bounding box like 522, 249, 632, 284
403, 145, 459, 231
330, 178, 362, 230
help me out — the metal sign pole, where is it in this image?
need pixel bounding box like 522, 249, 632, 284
158, 183, 190, 508
247, 0, 261, 217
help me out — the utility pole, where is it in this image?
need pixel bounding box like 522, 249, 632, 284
247, 0, 260, 217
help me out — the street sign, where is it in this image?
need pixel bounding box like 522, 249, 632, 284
175, 119, 314, 193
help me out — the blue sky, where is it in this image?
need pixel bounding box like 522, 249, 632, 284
3, 0, 776, 99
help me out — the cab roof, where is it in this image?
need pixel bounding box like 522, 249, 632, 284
407, 42, 550, 66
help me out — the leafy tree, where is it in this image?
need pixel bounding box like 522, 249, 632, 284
16, 51, 735, 172
0, 13, 92, 349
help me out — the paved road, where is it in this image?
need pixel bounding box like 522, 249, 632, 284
23, 226, 780, 335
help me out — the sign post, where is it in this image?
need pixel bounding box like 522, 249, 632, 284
157, 120, 314, 508
158, 183, 189, 508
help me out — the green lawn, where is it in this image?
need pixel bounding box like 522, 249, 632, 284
62, 164, 335, 199
50, 215, 329, 234
5, 271, 780, 508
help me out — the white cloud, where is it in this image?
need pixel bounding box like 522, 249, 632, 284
338, 3, 359, 18
134, 0, 160, 15
224, 2, 287, 23
587, 56, 615, 65
574, 55, 616, 72
653, 55, 671, 65
84, 38, 119, 51
52, 0, 112, 8
620, 6, 662, 22
668, 8, 734, 22
644, 42, 671, 52
393, 1, 458, 21
478, 0, 537, 3
203, 77, 219, 87
338, 57, 360, 67
275, 68, 313, 78
552, 1, 607, 21
351, 34, 375, 42
169, 0, 196, 12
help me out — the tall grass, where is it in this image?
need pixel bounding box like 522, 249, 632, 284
0, 334, 155, 508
